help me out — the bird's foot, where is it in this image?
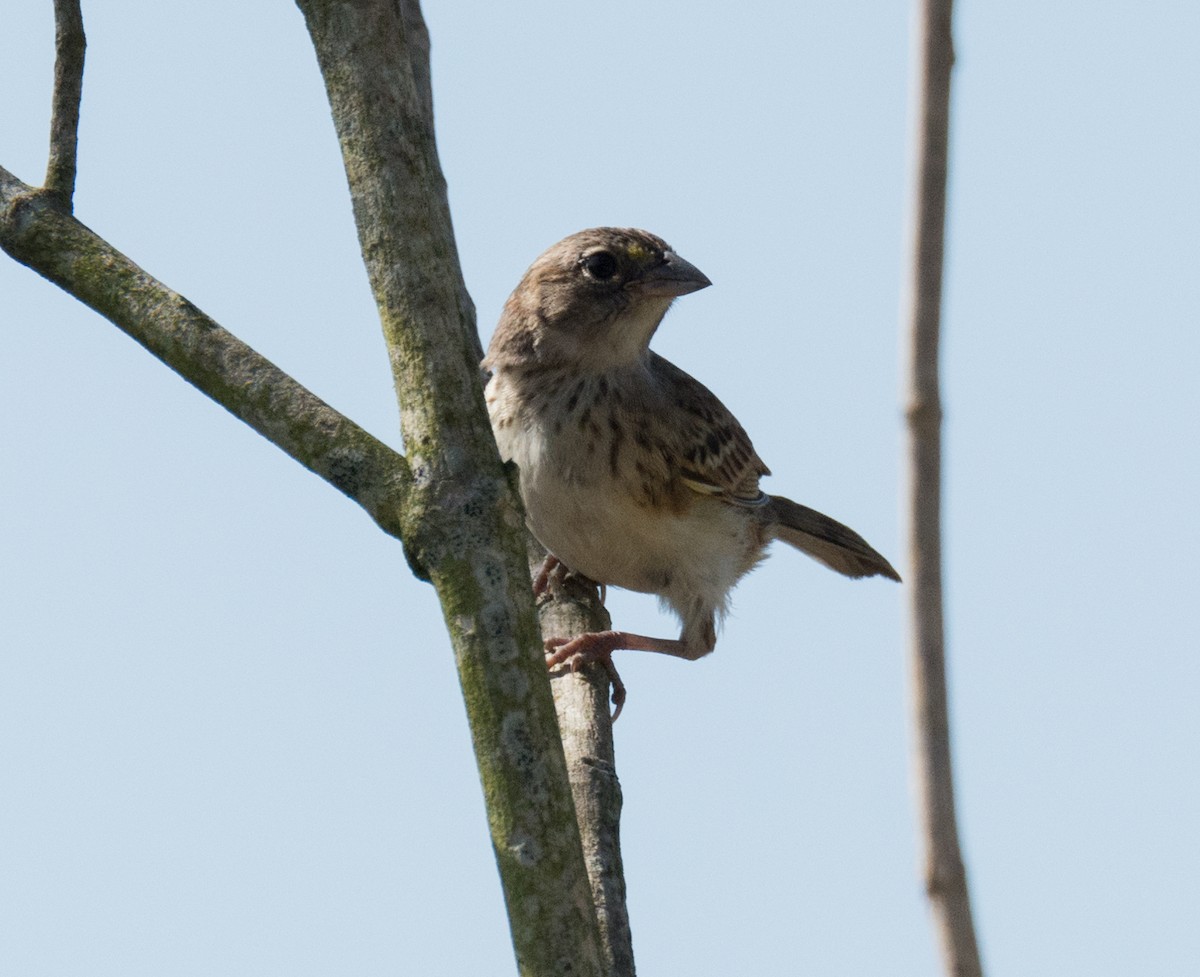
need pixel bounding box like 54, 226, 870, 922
532, 555, 606, 605
532, 555, 564, 599
544, 631, 628, 721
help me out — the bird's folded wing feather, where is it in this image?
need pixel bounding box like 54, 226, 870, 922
648, 353, 770, 506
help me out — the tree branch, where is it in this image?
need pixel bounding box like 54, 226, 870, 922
0, 166, 411, 539
7, 1, 620, 968
903, 1, 984, 975
45, 0, 86, 210
296, 1, 607, 971
531, 542, 633, 976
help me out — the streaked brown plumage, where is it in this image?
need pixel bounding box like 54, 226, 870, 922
484, 228, 899, 716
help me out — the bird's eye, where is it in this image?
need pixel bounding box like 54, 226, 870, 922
581, 251, 618, 281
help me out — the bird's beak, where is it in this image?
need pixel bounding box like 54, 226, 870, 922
627, 251, 712, 297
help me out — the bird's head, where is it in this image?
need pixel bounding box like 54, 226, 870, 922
484, 227, 711, 372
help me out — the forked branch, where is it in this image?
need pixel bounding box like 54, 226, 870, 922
4, 1, 629, 971
299, 0, 609, 971
0, 168, 412, 539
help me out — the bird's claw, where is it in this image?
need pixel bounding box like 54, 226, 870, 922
532, 555, 563, 600
545, 633, 627, 721
533, 555, 606, 605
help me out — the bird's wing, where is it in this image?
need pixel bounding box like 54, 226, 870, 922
648, 353, 771, 507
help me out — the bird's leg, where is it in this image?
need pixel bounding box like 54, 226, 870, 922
544, 630, 705, 720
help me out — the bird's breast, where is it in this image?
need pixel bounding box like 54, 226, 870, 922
485, 366, 765, 601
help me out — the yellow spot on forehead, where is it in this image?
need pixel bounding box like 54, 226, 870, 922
623, 242, 652, 262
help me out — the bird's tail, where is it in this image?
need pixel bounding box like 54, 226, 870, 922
767, 495, 901, 582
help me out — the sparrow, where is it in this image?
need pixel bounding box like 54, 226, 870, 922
483, 228, 899, 716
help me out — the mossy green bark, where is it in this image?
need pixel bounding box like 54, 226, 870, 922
0, 171, 410, 538
1, 156, 605, 973
297, 1, 607, 972
2, 0, 616, 968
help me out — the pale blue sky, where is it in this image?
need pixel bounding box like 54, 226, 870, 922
2, 2, 1198, 975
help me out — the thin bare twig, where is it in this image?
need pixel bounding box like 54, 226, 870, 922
9, 1, 621, 968
903, 2, 984, 976
0, 167, 411, 538
45, 0, 86, 209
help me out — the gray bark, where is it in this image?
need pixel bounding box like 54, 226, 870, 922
2, 1, 627, 973
44, 0, 85, 209
295, 2, 608, 970
903, 1, 985, 974
532, 544, 634, 975
0, 167, 411, 538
